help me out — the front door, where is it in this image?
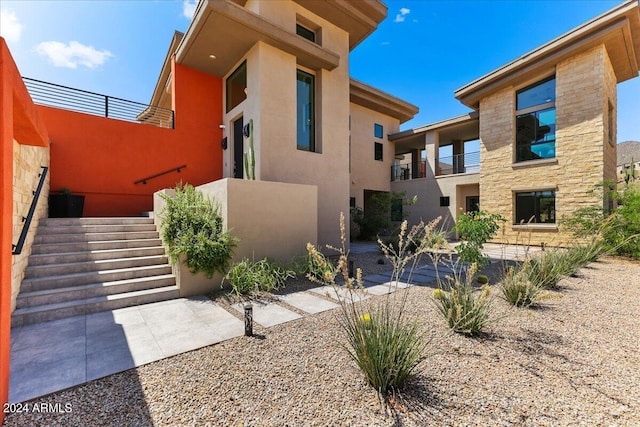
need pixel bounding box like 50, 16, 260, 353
233, 116, 244, 179
466, 196, 480, 213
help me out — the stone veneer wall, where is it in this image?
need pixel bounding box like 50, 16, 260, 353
480, 45, 614, 246
11, 140, 50, 311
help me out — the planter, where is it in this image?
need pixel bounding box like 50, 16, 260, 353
49, 194, 85, 218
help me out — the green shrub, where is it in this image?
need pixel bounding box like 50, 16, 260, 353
454, 211, 506, 266
351, 191, 413, 240
339, 303, 424, 393
432, 265, 493, 335
160, 184, 237, 277
476, 274, 489, 285
500, 266, 544, 307
224, 258, 295, 296
521, 252, 564, 289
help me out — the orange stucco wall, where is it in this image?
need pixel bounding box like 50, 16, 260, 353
1, 37, 49, 423
39, 60, 223, 217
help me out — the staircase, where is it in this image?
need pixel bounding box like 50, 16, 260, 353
12, 217, 179, 327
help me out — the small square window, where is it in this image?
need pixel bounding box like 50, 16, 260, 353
374, 123, 383, 139
440, 196, 450, 207
296, 24, 316, 43
374, 142, 383, 161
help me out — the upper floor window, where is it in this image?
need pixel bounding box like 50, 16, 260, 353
374, 123, 383, 139
515, 76, 556, 162
226, 61, 247, 112
374, 142, 383, 161
297, 69, 316, 152
296, 24, 316, 43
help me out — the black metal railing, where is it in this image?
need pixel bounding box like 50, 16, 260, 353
391, 160, 427, 181
23, 77, 174, 129
13, 166, 48, 255
134, 164, 186, 185
437, 151, 480, 176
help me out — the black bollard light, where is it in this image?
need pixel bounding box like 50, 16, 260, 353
244, 303, 253, 337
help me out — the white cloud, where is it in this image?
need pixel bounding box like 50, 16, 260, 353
394, 7, 411, 23
0, 9, 23, 42
183, 0, 197, 19
36, 41, 114, 69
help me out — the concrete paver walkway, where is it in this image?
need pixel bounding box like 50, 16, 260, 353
9, 243, 538, 403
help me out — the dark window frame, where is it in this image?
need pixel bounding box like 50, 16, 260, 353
374, 142, 383, 161
440, 196, 450, 207
296, 24, 316, 43
226, 61, 247, 113
296, 69, 316, 152
515, 76, 556, 163
374, 123, 383, 139
514, 190, 556, 224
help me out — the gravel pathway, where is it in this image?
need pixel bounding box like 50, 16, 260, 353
4, 257, 639, 426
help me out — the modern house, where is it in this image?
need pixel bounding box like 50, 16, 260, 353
390, 0, 640, 246
1, 0, 640, 418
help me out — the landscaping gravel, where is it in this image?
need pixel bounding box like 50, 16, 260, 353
4, 256, 639, 426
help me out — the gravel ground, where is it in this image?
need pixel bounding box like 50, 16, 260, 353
4, 256, 639, 427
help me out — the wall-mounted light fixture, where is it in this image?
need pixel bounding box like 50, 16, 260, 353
219, 124, 226, 129
221, 137, 228, 150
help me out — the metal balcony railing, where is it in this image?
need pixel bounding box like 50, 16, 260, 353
391, 160, 427, 181
438, 151, 480, 176
23, 77, 174, 129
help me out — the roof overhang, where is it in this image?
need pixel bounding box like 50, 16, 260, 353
389, 112, 479, 142
176, 0, 342, 78
455, 0, 640, 109
350, 78, 419, 124
145, 31, 183, 110
230, 0, 387, 50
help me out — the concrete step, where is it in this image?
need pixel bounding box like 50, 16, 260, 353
36, 224, 158, 235
12, 286, 180, 327
35, 230, 159, 244
21, 264, 173, 292
31, 238, 164, 254
40, 217, 154, 226
16, 274, 176, 308
28, 246, 166, 266
25, 255, 170, 278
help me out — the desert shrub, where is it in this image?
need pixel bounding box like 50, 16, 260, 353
500, 265, 544, 307
454, 210, 506, 266
340, 302, 424, 393
224, 258, 295, 296
616, 185, 640, 257
160, 184, 237, 277
566, 239, 604, 266
307, 213, 438, 394
432, 264, 492, 335
305, 244, 337, 283
521, 251, 565, 289
476, 274, 489, 285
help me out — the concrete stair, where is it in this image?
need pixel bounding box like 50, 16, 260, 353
12, 217, 179, 327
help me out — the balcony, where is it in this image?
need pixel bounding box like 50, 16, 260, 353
391, 160, 426, 181
23, 77, 174, 129
437, 151, 480, 176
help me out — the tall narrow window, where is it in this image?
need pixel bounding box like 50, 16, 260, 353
226, 61, 247, 113
516, 76, 556, 162
374, 142, 383, 161
515, 190, 556, 224
297, 70, 315, 152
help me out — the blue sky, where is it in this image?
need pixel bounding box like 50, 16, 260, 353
1, 0, 638, 141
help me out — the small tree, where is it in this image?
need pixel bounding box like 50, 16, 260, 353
454, 210, 505, 266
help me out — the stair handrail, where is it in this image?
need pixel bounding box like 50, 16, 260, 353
13, 166, 48, 255
134, 164, 186, 185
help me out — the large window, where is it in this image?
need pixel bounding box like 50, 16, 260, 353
515, 190, 556, 224
226, 61, 247, 112
516, 76, 556, 162
297, 70, 316, 152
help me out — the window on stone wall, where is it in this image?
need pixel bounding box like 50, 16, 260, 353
515, 76, 556, 162
515, 190, 556, 224
226, 61, 247, 113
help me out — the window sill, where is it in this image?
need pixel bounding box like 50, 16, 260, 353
512, 158, 558, 169
512, 224, 558, 231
